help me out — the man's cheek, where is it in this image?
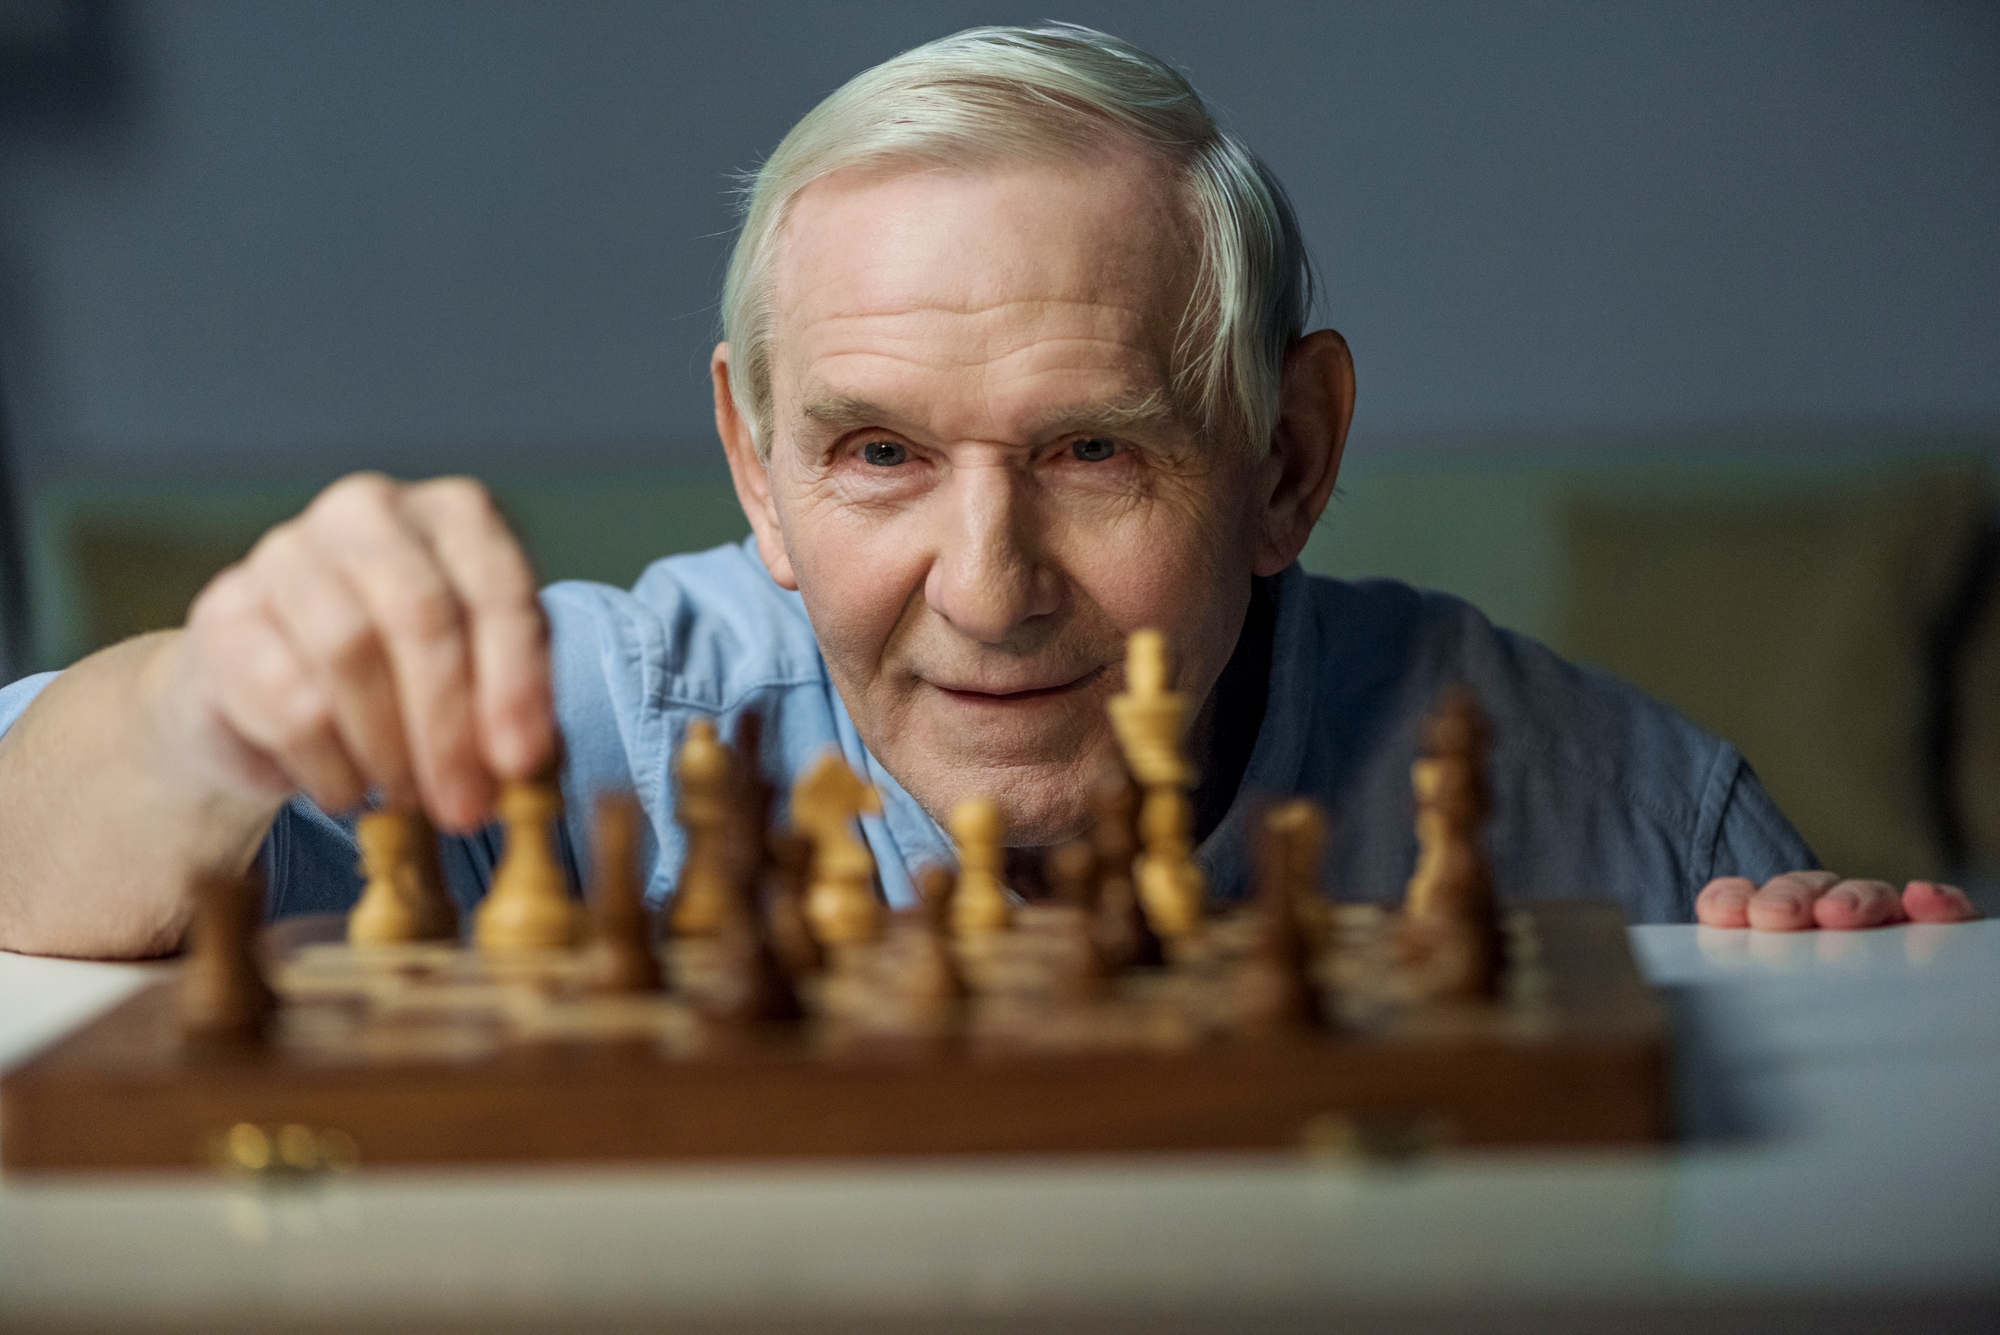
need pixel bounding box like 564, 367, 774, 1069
789, 518, 922, 668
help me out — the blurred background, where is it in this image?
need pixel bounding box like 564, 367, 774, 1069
1, 0, 1995, 891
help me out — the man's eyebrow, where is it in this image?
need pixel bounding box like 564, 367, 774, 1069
794, 387, 1181, 441
798, 393, 899, 435
1033, 387, 1179, 438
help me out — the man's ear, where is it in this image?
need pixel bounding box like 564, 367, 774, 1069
1254, 329, 1355, 577
713, 343, 799, 591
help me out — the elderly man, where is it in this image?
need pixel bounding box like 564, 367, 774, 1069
0, 25, 1976, 960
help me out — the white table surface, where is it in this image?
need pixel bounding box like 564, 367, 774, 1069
2, 923, 1996, 1333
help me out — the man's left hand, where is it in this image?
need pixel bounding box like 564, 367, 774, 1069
1696, 871, 1981, 930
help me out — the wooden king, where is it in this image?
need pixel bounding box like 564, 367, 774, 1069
1107, 629, 1206, 941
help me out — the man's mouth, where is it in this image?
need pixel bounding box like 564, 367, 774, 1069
928, 666, 1106, 704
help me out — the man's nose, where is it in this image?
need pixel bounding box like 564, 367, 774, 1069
924, 463, 1061, 644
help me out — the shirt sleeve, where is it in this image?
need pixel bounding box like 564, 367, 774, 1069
0, 671, 59, 741
1694, 749, 1821, 893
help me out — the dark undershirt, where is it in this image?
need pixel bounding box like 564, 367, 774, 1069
1189, 574, 1278, 844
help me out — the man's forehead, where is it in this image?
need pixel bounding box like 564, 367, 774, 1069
765, 156, 1197, 439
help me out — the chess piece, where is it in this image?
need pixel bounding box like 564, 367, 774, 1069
475, 778, 581, 951
899, 865, 966, 1016
1236, 799, 1327, 1035
1088, 766, 1164, 970
761, 829, 824, 979
948, 796, 1013, 937
699, 812, 801, 1030
1399, 686, 1501, 999
1108, 630, 1206, 941
669, 720, 737, 936
350, 809, 458, 945
732, 712, 775, 852
791, 752, 884, 947
590, 791, 663, 992
1041, 841, 1112, 994
180, 864, 276, 1045
1046, 838, 1097, 910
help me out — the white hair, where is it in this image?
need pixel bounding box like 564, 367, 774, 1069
720, 23, 1315, 462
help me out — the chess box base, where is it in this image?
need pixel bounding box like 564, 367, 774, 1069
0, 902, 1668, 1173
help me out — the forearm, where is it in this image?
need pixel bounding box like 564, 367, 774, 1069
0, 633, 285, 959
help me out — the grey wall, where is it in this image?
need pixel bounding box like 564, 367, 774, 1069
2, 0, 1997, 488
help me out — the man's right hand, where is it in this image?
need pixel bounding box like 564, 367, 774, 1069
168, 472, 556, 831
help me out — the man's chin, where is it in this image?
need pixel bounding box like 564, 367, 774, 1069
887, 714, 1115, 843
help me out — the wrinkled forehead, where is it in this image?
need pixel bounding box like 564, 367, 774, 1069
764, 152, 1202, 413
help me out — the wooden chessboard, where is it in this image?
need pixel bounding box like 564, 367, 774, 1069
0, 899, 1667, 1174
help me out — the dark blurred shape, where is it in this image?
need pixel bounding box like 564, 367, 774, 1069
0, 377, 24, 683
0, 0, 132, 681
0, 0, 129, 134
1930, 517, 2000, 877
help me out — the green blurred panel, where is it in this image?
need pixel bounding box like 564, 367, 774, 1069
494, 476, 748, 589
1300, 466, 1566, 641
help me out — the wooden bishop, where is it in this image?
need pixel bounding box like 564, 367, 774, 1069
1108, 629, 1206, 940
669, 719, 737, 936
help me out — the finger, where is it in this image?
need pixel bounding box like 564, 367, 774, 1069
302, 475, 486, 831
1695, 876, 1757, 928
1747, 870, 1840, 932
191, 568, 368, 813
403, 477, 554, 780
1812, 878, 1906, 930
1904, 881, 1980, 924
248, 521, 419, 810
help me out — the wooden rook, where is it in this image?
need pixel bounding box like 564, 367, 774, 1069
1088, 766, 1163, 971
790, 753, 884, 948
948, 796, 1013, 938
180, 865, 276, 1046
474, 779, 580, 952
669, 720, 736, 937
350, 809, 458, 945
1108, 629, 1205, 942
1236, 800, 1328, 1036
1399, 686, 1502, 999
590, 791, 662, 993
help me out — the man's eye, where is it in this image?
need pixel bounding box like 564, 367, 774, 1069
862, 440, 907, 467
1071, 437, 1116, 463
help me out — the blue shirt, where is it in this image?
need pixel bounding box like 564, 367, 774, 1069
0, 538, 1814, 924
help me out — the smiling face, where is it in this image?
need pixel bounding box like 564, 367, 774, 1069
717, 152, 1293, 845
